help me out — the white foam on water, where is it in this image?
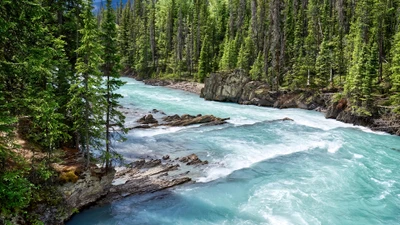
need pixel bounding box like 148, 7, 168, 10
371, 178, 395, 188
292, 115, 354, 131
353, 153, 364, 159
378, 191, 390, 200
266, 215, 293, 225
130, 126, 188, 137
228, 117, 259, 125
353, 125, 390, 135
327, 141, 343, 153
197, 138, 331, 183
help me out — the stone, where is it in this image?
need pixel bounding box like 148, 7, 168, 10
179, 154, 208, 166
137, 114, 158, 124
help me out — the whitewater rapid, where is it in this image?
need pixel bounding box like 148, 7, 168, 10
68, 78, 400, 225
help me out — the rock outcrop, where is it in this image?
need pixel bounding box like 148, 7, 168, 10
97, 159, 192, 205
60, 168, 115, 211
133, 113, 229, 128
201, 70, 400, 135
162, 114, 229, 127
32, 167, 116, 225
325, 98, 400, 135
202, 69, 250, 102
201, 69, 325, 110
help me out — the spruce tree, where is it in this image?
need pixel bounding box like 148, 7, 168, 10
249, 52, 265, 81
198, 35, 212, 82
390, 26, 400, 112
101, 0, 126, 170
219, 36, 238, 70
68, 0, 105, 168
237, 28, 255, 72
315, 35, 333, 88
345, 0, 378, 115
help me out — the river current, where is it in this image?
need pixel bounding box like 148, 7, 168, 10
68, 77, 400, 225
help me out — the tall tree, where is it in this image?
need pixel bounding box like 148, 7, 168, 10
198, 34, 212, 82
101, 0, 126, 170
390, 23, 400, 112
68, 0, 105, 168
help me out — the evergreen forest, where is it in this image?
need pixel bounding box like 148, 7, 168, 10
0, 0, 400, 223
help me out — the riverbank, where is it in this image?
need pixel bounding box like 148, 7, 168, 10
201, 70, 400, 135
130, 70, 400, 136
123, 72, 204, 95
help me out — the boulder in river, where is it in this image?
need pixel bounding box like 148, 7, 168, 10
163, 114, 229, 127
137, 114, 158, 124
179, 154, 209, 166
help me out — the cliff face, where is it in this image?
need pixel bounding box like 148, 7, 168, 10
201, 70, 400, 135
201, 70, 326, 110
33, 169, 116, 225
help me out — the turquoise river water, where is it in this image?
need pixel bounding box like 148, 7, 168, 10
67, 77, 400, 225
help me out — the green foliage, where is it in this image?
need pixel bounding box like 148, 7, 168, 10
315, 36, 334, 88
390, 25, 400, 113
198, 35, 212, 82
29, 89, 70, 156
68, 0, 105, 167
0, 170, 33, 216
101, 0, 127, 170
249, 52, 265, 81
237, 31, 255, 72
219, 36, 238, 70
344, 0, 379, 115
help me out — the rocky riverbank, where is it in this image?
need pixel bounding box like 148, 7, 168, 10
44, 110, 226, 225
200, 69, 400, 135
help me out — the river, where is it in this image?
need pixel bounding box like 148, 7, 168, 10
67, 77, 400, 225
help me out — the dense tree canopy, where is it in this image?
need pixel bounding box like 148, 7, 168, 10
116, 0, 400, 115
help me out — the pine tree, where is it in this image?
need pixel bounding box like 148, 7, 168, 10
304, 0, 319, 87
237, 28, 255, 72
118, 1, 131, 68
219, 35, 238, 70
101, 0, 126, 170
198, 34, 212, 82
315, 35, 334, 88
68, 0, 105, 168
345, 0, 378, 115
249, 52, 265, 81
390, 26, 400, 112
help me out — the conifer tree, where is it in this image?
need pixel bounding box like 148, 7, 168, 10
315, 35, 334, 88
101, 0, 126, 170
198, 35, 212, 82
68, 0, 105, 168
219, 35, 238, 70
250, 52, 265, 81
237, 28, 255, 72
345, 0, 378, 115
390, 26, 400, 112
